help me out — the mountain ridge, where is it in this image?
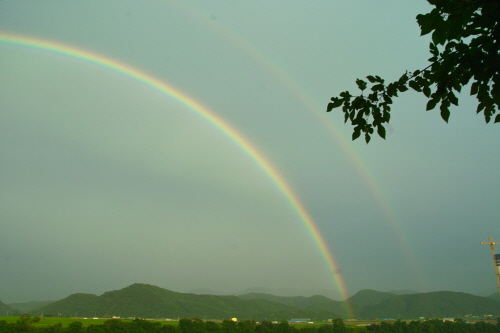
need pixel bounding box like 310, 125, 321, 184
28, 283, 342, 320
4, 284, 498, 320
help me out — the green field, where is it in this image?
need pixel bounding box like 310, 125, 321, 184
0, 316, 180, 328
0, 316, 361, 330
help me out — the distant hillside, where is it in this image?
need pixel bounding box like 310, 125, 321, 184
190, 287, 342, 300
347, 289, 397, 307
30, 283, 342, 320
237, 287, 341, 300
388, 290, 419, 295
8, 300, 56, 314
358, 291, 500, 319
188, 288, 234, 296
488, 293, 500, 301
0, 300, 16, 315
24, 285, 500, 321
242, 289, 500, 320
238, 293, 347, 317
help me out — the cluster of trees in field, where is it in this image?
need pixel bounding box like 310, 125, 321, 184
3, 316, 500, 333
0, 316, 351, 333
365, 319, 500, 333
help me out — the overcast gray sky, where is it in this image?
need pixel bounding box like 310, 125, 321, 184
1, 1, 499, 304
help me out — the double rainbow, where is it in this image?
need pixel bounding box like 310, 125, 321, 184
0, 32, 354, 317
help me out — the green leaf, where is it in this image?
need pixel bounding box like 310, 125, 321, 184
448, 92, 459, 106
366, 75, 376, 83
356, 79, 367, 91
383, 110, 390, 122
492, 83, 500, 104
352, 96, 364, 109
398, 73, 409, 84
352, 129, 361, 141
377, 125, 386, 139
397, 84, 408, 92
494, 114, 500, 123
431, 18, 447, 45
452, 80, 462, 93
386, 83, 398, 97
364, 133, 371, 144
485, 106, 493, 123
371, 84, 384, 92
417, 13, 434, 36
429, 42, 438, 56
423, 85, 431, 97
440, 103, 450, 123
339, 91, 351, 99
470, 82, 479, 96
327, 98, 343, 111
368, 92, 378, 102
408, 80, 422, 92
426, 98, 439, 111
476, 102, 485, 114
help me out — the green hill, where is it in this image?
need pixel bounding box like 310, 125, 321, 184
9, 300, 57, 314
346, 289, 397, 308
387, 290, 419, 295
29, 283, 341, 320
240, 289, 500, 320
0, 300, 16, 315
358, 291, 500, 319
25, 285, 500, 321
238, 292, 347, 318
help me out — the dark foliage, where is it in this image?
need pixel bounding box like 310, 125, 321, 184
327, 0, 500, 143
0, 317, 350, 333
2, 316, 500, 333
365, 319, 500, 333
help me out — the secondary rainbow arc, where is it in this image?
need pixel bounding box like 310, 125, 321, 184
0, 32, 354, 318
171, 0, 427, 296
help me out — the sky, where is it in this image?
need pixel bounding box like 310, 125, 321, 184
1, 1, 499, 304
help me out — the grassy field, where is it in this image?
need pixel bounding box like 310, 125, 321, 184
0, 316, 180, 328
0, 316, 359, 329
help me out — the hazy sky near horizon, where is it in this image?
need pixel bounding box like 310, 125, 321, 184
1, 1, 499, 304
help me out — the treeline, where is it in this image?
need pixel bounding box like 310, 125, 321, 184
0, 316, 351, 333
3, 316, 500, 333
365, 319, 500, 333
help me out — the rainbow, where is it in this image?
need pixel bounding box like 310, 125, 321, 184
170, 1, 428, 294
0, 32, 355, 317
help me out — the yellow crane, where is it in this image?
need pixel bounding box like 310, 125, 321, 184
480, 237, 500, 295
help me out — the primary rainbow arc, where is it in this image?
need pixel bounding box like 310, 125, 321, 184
0, 32, 354, 317
172, 1, 427, 296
